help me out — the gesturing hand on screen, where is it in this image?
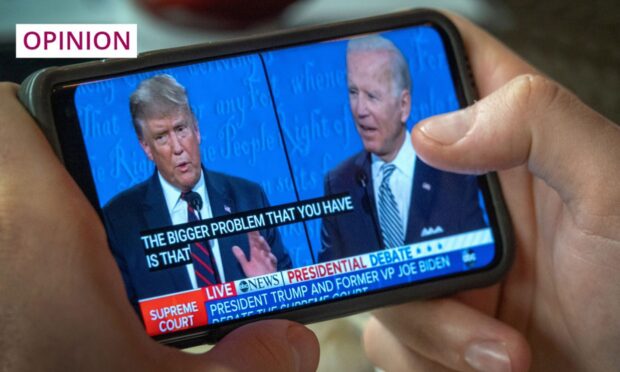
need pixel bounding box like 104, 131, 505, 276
233, 230, 278, 277
0, 83, 318, 372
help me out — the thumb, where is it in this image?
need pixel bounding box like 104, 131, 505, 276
413, 74, 620, 212
365, 300, 531, 372
205, 320, 319, 372
170, 320, 319, 372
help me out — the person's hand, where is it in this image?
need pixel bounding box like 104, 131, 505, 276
0, 83, 319, 371
233, 231, 278, 277
363, 14, 620, 372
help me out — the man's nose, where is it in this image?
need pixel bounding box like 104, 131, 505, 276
355, 96, 369, 118
169, 133, 184, 154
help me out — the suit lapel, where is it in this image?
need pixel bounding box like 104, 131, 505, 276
356, 153, 385, 250
204, 171, 235, 218
142, 172, 172, 229
141, 171, 191, 290
405, 159, 438, 242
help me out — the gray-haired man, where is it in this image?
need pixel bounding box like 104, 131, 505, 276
103, 74, 291, 307
319, 35, 486, 262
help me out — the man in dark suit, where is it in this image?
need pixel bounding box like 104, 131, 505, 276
103, 74, 291, 306
319, 35, 486, 262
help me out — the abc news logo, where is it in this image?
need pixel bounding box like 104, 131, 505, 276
462, 249, 477, 268
237, 273, 284, 294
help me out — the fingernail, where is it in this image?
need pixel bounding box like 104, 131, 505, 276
419, 109, 471, 145
464, 340, 512, 372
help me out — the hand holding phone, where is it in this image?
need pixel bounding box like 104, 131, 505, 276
364, 14, 620, 372
6, 9, 620, 372
19, 9, 513, 347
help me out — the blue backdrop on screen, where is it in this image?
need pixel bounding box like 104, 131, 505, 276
263, 26, 461, 259
74, 54, 313, 267
74, 25, 469, 267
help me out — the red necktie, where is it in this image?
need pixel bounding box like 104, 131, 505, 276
181, 192, 219, 286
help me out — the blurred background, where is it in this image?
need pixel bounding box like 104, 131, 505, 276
1, 0, 617, 370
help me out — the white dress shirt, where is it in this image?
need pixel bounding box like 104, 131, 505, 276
158, 171, 226, 285
371, 132, 416, 231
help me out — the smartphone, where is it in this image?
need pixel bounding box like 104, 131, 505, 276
19, 9, 513, 347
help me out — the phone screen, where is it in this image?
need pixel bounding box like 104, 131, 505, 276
53, 22, 500, 340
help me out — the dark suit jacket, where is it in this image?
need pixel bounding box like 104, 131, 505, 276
102, 169, 291, 306
319, 151, 486, 262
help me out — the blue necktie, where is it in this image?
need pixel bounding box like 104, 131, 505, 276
181, 192, 218, 286
378, 164, 404, 249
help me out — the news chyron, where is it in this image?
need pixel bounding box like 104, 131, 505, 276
72, 23, 496, 337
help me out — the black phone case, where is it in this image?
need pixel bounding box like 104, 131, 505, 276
18, 9, 513, 347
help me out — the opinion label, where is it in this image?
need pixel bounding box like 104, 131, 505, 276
16, 24, 137, 58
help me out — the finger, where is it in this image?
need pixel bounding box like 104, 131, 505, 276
208, 321, 319, 372
249, 231, 272, 253
253, 247, 269, 264
247, 231, 262, 250
451, 284, 501, 318
268, 253, 277, 268
364, 316, 453, 372
413, 75, 620, 229
258, 235, 271, 252
373, 300, 531, 372
247, 230, 260, 246
170, 320, 319, 372
232, 245, 249, 266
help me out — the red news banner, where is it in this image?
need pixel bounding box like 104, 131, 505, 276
141, 281, 237, 335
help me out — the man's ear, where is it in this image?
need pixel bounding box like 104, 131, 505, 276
139, 138, 154, 161
399, 89, 412, 124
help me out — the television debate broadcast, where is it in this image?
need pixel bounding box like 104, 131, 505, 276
67, 23, 501, 340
